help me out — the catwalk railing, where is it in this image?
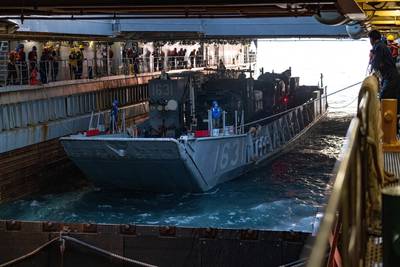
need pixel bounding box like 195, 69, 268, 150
0, 82, 149, 132
307, 78, 371, 267
1, 55, 255, 87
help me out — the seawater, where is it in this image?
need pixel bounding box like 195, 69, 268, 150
0, 112, 349, 232
0, 39, 370, 232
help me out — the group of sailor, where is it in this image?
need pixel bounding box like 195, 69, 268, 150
7, 44, 61, 85
368, 30, 400, 102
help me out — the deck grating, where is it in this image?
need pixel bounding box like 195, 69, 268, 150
365, 152, 400, 266
384, 152, 400, 178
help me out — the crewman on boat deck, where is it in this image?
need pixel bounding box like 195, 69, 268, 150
368, 30, 400, 101
218, 59, 226, 70
160, 70, 170, 80
387, 34, 399, 62
211, 100, 222, 128
110, 99, 118, 133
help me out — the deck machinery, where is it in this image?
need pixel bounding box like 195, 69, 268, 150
144, 69, 322, 138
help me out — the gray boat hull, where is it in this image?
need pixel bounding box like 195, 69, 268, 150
61, 135, 249, 192
61, 99, 327, 192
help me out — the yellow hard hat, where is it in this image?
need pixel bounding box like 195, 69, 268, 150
387, 34, 395, 41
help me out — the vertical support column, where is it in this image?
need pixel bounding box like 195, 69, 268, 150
241, 111, 244, 134
234, 110, 238, 134
8, 104, 15, 129
208, 109, 213, 136
1, 105, 9, 130
0, 106, 3, 131
93, 44, 98, 79
107, 44, 111, 76
222, 111, 226, 135
381, 99, 398, 145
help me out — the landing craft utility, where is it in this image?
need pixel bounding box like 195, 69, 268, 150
61, 69, 327, 192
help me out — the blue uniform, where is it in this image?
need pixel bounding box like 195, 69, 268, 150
212, 106, 221, 119
110, 101, 118, 131
371, 40, 400, 99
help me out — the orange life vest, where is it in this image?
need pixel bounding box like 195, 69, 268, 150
388, 42, 399, 58
30, 68, 39, 85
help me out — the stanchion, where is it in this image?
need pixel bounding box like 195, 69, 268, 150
381, 99, 400, 151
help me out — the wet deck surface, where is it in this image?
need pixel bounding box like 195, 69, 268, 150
0, 111, 351, 231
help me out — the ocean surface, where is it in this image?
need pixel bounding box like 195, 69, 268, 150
0, 39, 370, 232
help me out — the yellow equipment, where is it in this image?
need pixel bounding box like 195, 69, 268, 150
381, 99, 400, 151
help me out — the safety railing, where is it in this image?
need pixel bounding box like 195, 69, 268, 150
5, 59, 118, 86
0, 83, 149, 132
1, 54, 255, 87
5, 57, 195, 86
121, 55, 206, 74
307, 77, 373, 267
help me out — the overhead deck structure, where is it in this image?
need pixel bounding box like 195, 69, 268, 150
0, 1, 340, 17
354, 0, 400, 34
0, 0, 365, 40
4, 0, 399, 39
1, 17, 349, 40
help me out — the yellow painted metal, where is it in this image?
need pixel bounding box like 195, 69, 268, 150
354, 0, 400, 32
356, 0, 400, 3
370, 20, 400, 25
381, 99, 400, 151
372, 10, 400, 16
381, 99, 397, 144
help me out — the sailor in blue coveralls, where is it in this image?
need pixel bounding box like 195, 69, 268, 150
110, 99, 118, 132
369, 30, 400, 101
211, 100, 222, 128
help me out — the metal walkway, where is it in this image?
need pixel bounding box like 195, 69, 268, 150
384, 152, 400, 179
365, 152, 400, 266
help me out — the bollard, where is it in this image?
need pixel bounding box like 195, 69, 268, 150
382, 186, 400, 267
381, 99, 398, 145
312, 91, 320, 116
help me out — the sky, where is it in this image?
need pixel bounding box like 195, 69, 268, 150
256, 38, 372, 112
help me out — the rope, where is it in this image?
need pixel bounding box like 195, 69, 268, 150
328, 95, 359, 109
325, 81, 362, 98
0, 234, 158, 267
243, 81, 363, 127
0, 237, 60, 267
62, 235, 157, 267
279, 257, 307, 267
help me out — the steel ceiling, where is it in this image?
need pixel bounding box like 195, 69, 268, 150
0, 1, 338, 17
354, 1, 400, 34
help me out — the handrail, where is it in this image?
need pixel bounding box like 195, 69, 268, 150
306, 76, 374, 267
1, 54, 255, 87
306, 117, 361, 267
243, 81, 361, 128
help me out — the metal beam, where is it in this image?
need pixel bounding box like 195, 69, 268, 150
7, 17, 348, 39
118, 17, 348, 38
0, 1, 338, 17
0, 0, 337, 7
